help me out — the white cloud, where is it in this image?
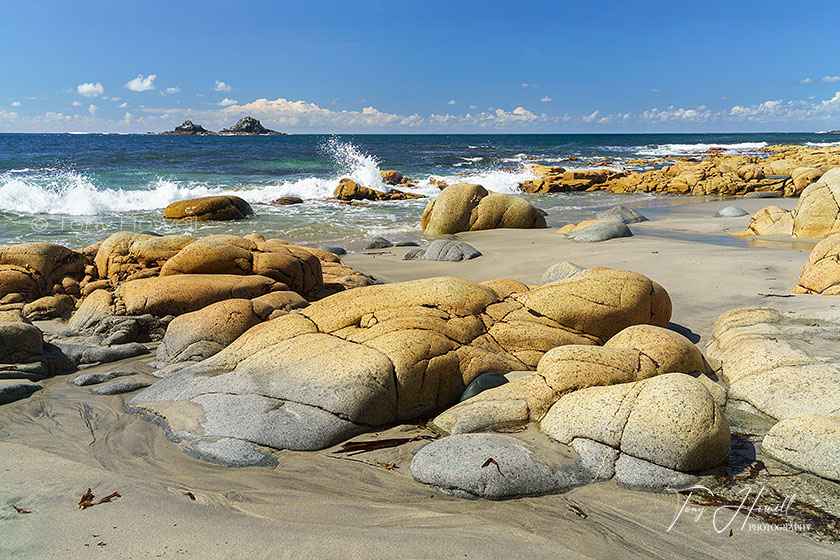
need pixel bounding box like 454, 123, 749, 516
218, 98, 238, 106
165, 87, 181, 94
141, 96, 548, 131
520, 82, 529, 88
72, 101, 82, 107
469, 104, 477, 110
650, 88, 661, 93
797, 75, 840, 85
447, 99, 456, 105
77, 82, 104, 97
213, 80, 231, 92
118, 102, 128, 108
540, 96, 552, 103
582, 110, 599, 122
641, 105, 712, 122
0, 110, 19, 121
11, 101, 21, 107
88, 104, 98, 116
121, 112, 133, 125
123, 74, 156, 92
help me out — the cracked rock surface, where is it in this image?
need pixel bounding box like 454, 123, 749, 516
129, 269, 672, 464
707, 306, 840, 482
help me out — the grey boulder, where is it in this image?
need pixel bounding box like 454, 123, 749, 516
0, 380, 41, 405
566, 220, 632, 243
405, 239, 481, 262
593, 205, 648, 224
541, 261, 586, 285
743, 191, 781, 199
365, 237, 393, 250
71, 370, 135, 386
90, 380, 152, 395
410, 433, 588, 500
714, 205, 749, 217
320, 246, 347, 256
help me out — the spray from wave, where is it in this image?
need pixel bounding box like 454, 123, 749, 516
636, 142, 768, 156
0, 170, 234, 215
0, 139, 536, 216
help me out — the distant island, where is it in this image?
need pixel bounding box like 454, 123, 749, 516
160, 116, 286, 135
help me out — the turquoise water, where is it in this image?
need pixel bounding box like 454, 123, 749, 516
0, 132, 834, 249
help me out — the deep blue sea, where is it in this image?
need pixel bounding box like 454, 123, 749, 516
0, 132, 836, 249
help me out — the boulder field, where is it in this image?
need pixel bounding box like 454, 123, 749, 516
736, 167, 840, 238
0, 231, 374, 402
521, 144, 840, 197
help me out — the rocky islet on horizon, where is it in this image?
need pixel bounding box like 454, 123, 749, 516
161, 116, 286, 135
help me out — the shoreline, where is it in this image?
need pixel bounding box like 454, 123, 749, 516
1, 195, 838, 557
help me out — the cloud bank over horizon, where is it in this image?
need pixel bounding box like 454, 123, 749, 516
2, 1, 840, 133
3, 89, 840, 134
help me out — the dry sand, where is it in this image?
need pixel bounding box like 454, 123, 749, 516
1, 197, 838, 559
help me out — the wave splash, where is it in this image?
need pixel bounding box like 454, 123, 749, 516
0, 171, 229, 215
636, 142, 768, 156
0, 139, 536, 216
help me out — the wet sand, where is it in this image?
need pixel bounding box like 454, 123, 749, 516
2, 197, 838, 558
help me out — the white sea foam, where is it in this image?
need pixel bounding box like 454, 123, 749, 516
636, 142, 768, 156
0, 171, 236, 215
806, 141, 840, 147
0, 139, 539, 216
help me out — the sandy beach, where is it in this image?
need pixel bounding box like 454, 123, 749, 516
1, 195, 838, 559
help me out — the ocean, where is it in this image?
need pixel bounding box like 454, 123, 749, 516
0, 132, 837, 250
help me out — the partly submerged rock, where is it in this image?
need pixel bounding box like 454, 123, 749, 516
164, 196, 255, 221
334, 178, 422, 202
270, 196, 303, 205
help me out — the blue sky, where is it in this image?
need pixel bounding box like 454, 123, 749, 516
2, 0, 840, 133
